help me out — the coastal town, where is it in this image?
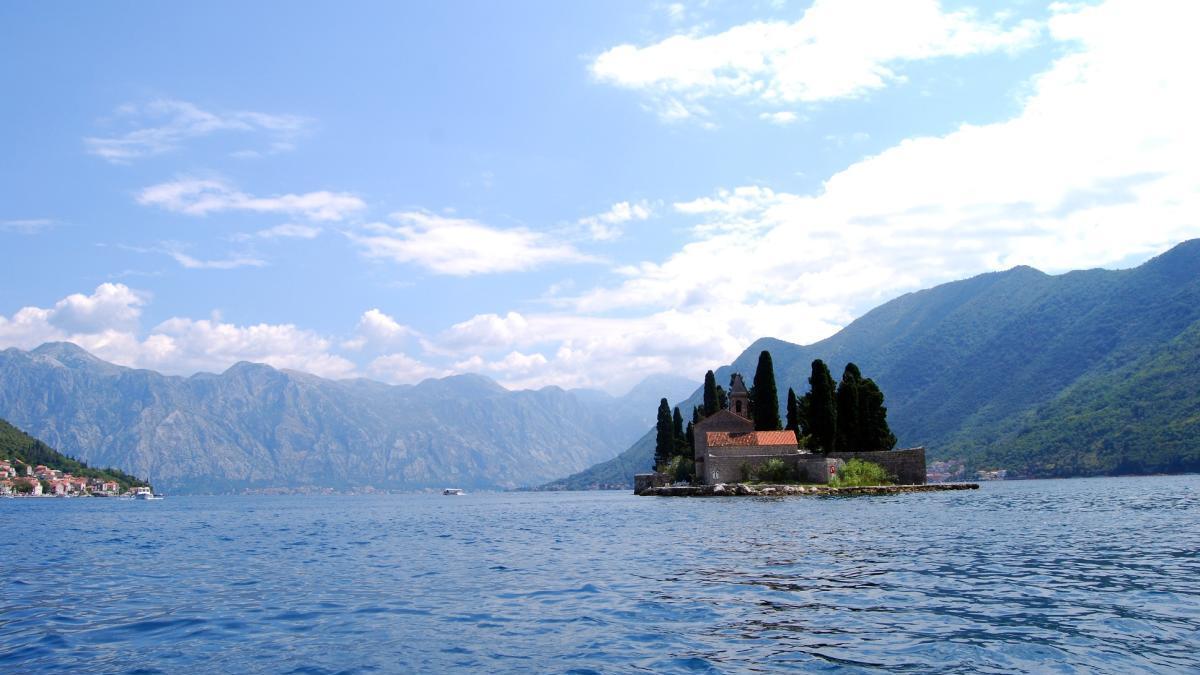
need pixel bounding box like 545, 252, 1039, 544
0, 458, 122, 497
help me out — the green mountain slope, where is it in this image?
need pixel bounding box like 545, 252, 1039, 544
552, 239, 1200, 488
0, 418, 148, 490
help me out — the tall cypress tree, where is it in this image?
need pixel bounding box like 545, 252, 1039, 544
858, 377, 897, 451
836, 363, 863, 451
785, 387, 799, 432
808, 359, 838, 452
750, 350, 782, 431
716, 385, 728, 411
654, 398, 673, 469
672, 406, 686, 455
685, 421, 695, 455
702, 370, 719, 416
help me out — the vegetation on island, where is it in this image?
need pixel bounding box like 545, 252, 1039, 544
0, 418, 149, 491
828, 459, 894, 488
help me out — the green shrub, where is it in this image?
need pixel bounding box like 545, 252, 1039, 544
829, 459, 893, 487
755, 457, 793, 483
657, 455, 696, 484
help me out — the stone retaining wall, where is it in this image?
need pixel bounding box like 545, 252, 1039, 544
637, 482, 977, 497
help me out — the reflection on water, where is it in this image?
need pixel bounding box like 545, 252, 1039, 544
1, 475, 1198, 673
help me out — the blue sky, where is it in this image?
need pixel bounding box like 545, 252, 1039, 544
2, 0, 1197, 392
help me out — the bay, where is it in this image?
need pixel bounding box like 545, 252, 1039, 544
2, 475, 1198, 673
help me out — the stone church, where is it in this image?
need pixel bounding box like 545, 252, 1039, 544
692, 374, 825, 484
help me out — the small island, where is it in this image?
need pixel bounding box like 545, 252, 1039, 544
636, 351, 978, 496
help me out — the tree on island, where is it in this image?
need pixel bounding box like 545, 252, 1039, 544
654, 398, 673, 470
836, 363, 863, 451
785, 387, 798, 431
672, 406, 686, 456
702, 370, 720, 416
805, 359, 838, 451
716, 385, 728, 411
750, 350, 782, 431
857, 377, 897, 451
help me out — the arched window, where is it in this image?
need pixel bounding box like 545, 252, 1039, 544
735, 401, 742, 414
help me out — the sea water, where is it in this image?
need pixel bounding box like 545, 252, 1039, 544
2, 475, 1197, 673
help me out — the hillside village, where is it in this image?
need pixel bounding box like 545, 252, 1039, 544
0, 458, 122, 496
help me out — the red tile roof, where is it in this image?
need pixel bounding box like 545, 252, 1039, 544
706, 430, 798, 447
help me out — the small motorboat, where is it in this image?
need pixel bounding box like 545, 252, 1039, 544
132, 486, 164, 500
442, 488, 465, 496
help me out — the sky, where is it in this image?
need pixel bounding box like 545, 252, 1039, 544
1, 0, 1198, 394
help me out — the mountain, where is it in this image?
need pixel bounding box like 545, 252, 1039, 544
0, 343, 695, 493
549, 239, 1200, 488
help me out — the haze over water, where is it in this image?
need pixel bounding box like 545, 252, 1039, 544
3, 476, 1198, 673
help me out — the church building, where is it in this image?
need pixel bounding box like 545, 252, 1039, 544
692, 373, 812, 484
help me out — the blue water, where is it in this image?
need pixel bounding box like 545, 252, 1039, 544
2, 476, 1198, 673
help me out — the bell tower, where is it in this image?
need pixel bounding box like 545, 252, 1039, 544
729, 373, 751, 419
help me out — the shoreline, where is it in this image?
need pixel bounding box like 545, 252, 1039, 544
637, 482, 980, 497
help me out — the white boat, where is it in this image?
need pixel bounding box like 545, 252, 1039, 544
132, 487, 163, 500
442, 488, 465, 496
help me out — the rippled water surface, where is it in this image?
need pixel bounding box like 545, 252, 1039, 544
3, 476, 1198, 673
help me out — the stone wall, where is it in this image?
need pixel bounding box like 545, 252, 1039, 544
704, 452, 843, 485
826, 447, 926, 485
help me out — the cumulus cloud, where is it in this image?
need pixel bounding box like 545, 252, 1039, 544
343, 309, 417, 351
138, 178, 365, 222
578, 200, 654, 241
368, 352, 447, 384
348, 211, 595, 276
85, 99, 310, 162
592, 0, 1040, 120
0, 284, 353, 379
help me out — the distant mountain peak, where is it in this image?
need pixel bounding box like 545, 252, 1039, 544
30, 342, 123, 374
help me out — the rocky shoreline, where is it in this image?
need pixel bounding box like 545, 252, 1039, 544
637, 482, 979, 497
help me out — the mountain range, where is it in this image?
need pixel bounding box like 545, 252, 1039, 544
548, 239, 1200, 488
0, 344, 695, 493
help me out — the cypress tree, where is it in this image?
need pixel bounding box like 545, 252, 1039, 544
702, 370, 719, 416
691, 406, 701, 425
685, 421, 695, 454
836, 363, 863, 451
808, 359, 837, 452
785, 387, 799, 432
672, 406, 686, 455
716, 385, 728, 411
750, 350, 782, 431
858, 378, 897, 451
654, 398, 673, 470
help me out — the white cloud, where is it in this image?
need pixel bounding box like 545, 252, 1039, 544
349, 211, 595, 276
138, 178, 365, 222
167, 249, 267, 270
592, 0, 1040, 120
578, 200, 654, 241
234, 223, 323, 240
759, 111, 800, 125
343, 309, 417, 351
0, 284, 353, 379
85, 99, 310, 162
368, 352, 447, 384
574, 0, 1200, 325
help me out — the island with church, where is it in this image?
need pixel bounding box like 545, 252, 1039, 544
635, 350, 978, 496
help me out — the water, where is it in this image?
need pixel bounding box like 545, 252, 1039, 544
2, 476, 1198, 673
